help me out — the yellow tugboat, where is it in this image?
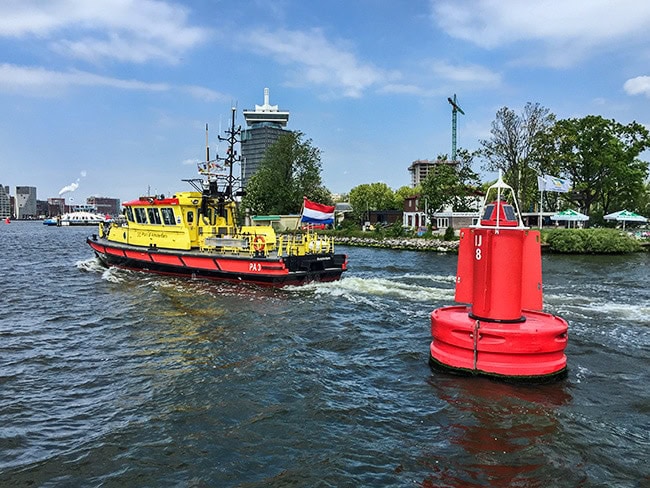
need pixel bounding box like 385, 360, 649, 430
87, 109, 347, 286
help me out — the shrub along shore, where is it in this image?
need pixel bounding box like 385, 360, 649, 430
328, 228, 647, 254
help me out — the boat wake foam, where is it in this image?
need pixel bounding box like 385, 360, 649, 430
545, 292, 650, 325
290, 276, 455, 305
76, 258, 126, 283
75, 257, 105, 273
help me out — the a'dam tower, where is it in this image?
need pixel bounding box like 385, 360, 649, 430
240, 88, 290, 189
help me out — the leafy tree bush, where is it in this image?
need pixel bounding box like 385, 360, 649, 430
443, 226, 456, 241
242, 131, 330, 215
544, 228, 641, 253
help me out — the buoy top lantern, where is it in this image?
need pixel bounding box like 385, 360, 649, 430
480, 201, 519, 227
475, 172, 525, 229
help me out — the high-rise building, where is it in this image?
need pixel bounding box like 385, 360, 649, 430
0, 185, 10, 219
15, 186, 37, 219
408, 160, 435, 187
240, 88, 290, 189
408, 159, 458, 187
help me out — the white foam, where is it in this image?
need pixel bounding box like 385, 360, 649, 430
101, 267, 125, 283
75, 257, 105, 273
294, 276, 455, 305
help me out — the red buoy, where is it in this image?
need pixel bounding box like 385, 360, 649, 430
430, 175, 568, 380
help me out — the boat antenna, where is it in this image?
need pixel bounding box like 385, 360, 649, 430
205, 123, 210, 170
216, 106, 242, 200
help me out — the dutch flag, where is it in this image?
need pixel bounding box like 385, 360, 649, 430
301, 197, 335, 225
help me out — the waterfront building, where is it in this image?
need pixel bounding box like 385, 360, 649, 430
0, 185, 10, 219
15, 186, 37, 219
47, 198, 66, 217
403, 194, 480, 232
36, 200, 48, 217
87, 196, 121, 217
403, 195, 428, 230
240, 88, 290, 189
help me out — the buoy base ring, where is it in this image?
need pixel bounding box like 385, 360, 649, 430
430, 305, 568, 381
428, 355, 568, 383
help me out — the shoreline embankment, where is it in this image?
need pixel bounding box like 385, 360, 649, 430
333, 236, 459, 252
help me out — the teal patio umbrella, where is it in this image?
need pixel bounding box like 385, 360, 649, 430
604, 210, 648, 229
550, 209, 589, 228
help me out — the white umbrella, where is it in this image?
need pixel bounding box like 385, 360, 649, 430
604, 210, 648, 229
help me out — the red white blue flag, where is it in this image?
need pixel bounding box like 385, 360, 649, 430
301, 198, 335, 225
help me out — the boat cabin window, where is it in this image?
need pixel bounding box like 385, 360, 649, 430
147, 208, 162, 225
161, 208, 175, 225
187, 211, 194, 224
125, 207, 134, 222
135, 207, 147, 224
503, 204, 516, 221
482, 205, 494, 221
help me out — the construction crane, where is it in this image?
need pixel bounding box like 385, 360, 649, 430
447, 94, 465, 162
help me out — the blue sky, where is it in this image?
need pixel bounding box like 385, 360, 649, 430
1, 0, 649, 203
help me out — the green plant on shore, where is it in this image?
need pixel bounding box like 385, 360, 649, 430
542, 228, 642, 253
443, 226, 455, 241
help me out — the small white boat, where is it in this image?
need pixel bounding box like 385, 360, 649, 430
44, 211, 108, 226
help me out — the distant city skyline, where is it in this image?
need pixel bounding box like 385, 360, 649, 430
1, 1, 649, 203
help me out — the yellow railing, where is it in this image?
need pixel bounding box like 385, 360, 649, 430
277, 234, 334, 256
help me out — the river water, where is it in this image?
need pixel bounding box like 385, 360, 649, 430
0, 221, 648, 487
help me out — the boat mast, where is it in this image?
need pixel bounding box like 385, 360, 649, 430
216, 107, 242, 200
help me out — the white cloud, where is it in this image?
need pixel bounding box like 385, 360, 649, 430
0, 0, 209, 64
0, 63, 225, 102
181, 85, 229, 103
0, 63, 168, 94
624, 76, 650, 97
241, 28, 398, 98
427, 60, 501, 85
432, 0, 650, 67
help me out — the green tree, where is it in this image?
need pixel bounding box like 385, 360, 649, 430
639, 181, 650, 217
536, 116, 650, 217
242, 131, 331, 215
480, 103, 556, 212
420, 149, 481, 223
349, 182, 397, 222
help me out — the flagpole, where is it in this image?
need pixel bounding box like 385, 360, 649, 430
539, 181, 546, 230
295, 197, 305, 231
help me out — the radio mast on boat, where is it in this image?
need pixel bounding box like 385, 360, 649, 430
216, 107, 242, 199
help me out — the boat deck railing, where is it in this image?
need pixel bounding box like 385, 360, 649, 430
277, 233, 334, 256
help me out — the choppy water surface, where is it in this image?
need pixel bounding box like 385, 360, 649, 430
1, 222, 648, 487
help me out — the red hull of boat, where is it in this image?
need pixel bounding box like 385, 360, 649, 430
87, 237, 347, 287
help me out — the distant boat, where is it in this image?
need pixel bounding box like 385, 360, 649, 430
44, 211, 108, 226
